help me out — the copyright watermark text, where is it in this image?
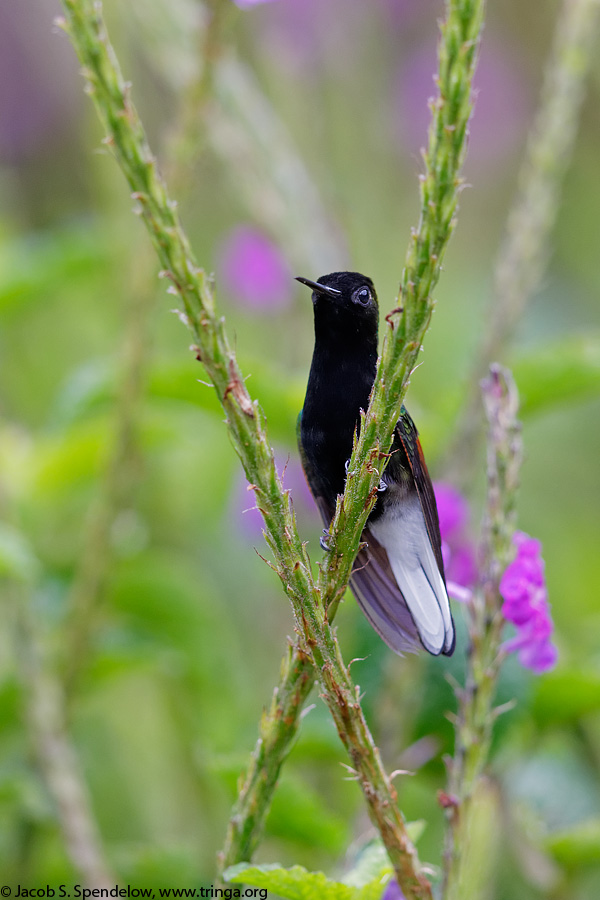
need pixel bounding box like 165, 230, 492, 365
0, 889, 266, 900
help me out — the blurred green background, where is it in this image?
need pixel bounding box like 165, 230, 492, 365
1, 0, 600, 897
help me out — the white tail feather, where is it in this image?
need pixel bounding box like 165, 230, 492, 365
369, 495, 453, 655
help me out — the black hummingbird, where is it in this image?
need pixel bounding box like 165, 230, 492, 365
296, 271, 455, 657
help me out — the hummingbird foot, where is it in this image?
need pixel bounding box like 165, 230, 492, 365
320, 530, 332, 552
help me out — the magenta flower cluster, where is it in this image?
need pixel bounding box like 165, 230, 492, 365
381, 879, 405, 900
500, 531, 558, 674
233, 0, 276, 8
434, 483, 557, 675
217, 225, 292, 311
434, 481, 477, 602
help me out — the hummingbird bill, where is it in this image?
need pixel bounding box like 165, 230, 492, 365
297, 271, 455, 657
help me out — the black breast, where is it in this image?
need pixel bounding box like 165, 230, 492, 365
301, 351, 376, 505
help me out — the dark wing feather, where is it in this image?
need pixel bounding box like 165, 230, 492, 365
396, 408, 445, 577
352, 530, 422, 654
298, 408, 454, 657
298, 409, 422, 655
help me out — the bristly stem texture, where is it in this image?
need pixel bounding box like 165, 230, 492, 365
221, 0, 484, 874
317, 0, 485, 618
445, 0, 600, 482
442, 365, 522, 900
59, 1, 484, 896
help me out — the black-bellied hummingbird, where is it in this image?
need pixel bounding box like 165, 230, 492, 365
296, 271, 455, 657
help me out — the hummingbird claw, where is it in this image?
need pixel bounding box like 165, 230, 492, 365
320, 530, 332, 552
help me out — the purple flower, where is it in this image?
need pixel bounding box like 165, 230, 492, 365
253, 0, 371, 77
229, 452, 318, 540
434, 482, 477, 601
435, 482, 469, 537
500, 531, 558, 674
217, 226, 292, 311
381, 880, 406, 900
0, 3, 82, 162
393, 36, 530, 173
378, 0, 441, 27
513, 638, 558, 673
233, 0, 277, 8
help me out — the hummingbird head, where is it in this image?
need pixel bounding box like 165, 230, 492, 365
295, 271, 379, 339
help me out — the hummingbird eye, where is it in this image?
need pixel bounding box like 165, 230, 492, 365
353, 287, 372, 307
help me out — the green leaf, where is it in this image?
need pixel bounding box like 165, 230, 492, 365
148, 357, 304, 442
266, 772, 350, 853
31, 411, 179, 498
224, 862, 392, 900
0, 524, 40, 582
533, 667, 600, 724
51, 359, 115, 426
0, 226, 110, 314
50, 357, 304, 444
512, 334, 600, 417
405, 820, 426, 845
342, 840, 392, 888
32, 418, 111, 496
545, 819, 600, 868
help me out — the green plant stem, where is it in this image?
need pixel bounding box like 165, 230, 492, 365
59, 1, 483, 895
442, 365, 522, 900
63, 242, 154, 699
130, 0, 345, 270
315, 0, 484, 617
13, 586, 114, 887
224, 0, 484, 878
162, 0, 234, 199
206, 54, 346, 272
217, 642, 315, 873
222, 0, 484, 873
444, 0, 600, 484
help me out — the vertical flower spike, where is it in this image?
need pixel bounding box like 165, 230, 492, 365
500, 531, 558, 673
61, 0, 485, 893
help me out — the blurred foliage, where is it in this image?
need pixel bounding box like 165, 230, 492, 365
225, 839, 403, 900
225, 860, 390, 900
1, 0, 600, 898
